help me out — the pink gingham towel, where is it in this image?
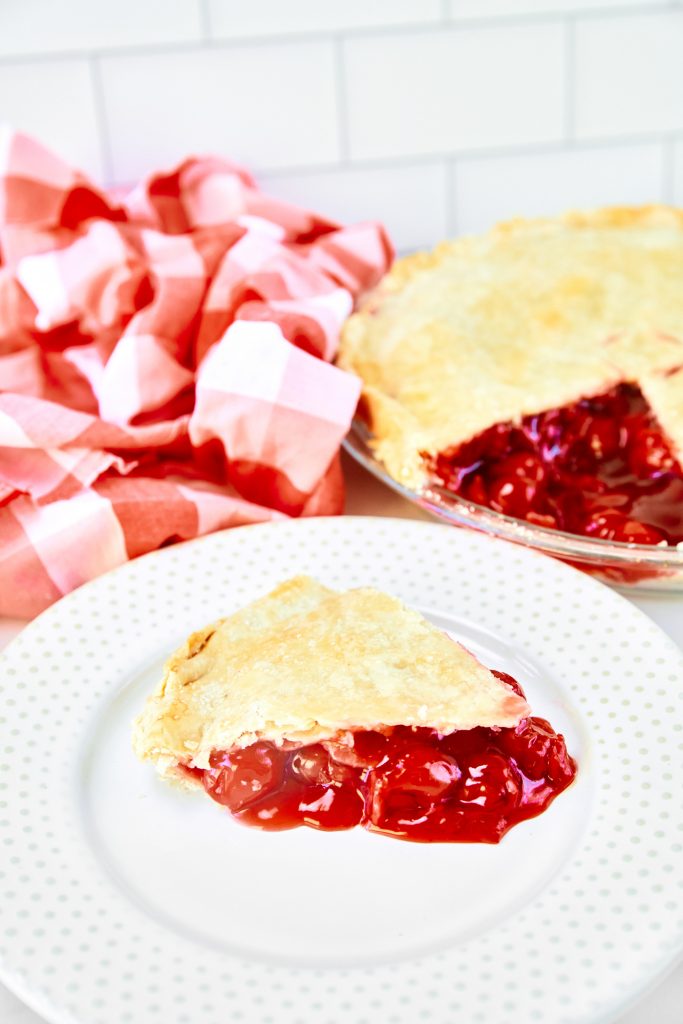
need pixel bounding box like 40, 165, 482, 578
0, 129, 393, 616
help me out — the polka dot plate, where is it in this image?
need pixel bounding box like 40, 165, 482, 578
1, 517, 682, 1024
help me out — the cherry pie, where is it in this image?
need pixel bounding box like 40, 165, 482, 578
338, 207, 683, 547
133, 577, 576, 843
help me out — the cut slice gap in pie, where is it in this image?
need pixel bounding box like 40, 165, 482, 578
338, 206, 683, 550
430, 382, 683, 546
133, 576, 576, 844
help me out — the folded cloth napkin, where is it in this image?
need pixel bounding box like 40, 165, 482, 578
0, 129, 392, 617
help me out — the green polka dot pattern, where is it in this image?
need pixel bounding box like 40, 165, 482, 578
0, 518, 681, 1024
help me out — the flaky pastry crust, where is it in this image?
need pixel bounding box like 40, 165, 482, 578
338, 206, 683, 487
132, 576, 529, 786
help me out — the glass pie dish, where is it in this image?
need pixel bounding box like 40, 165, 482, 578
344, 420, 683, 593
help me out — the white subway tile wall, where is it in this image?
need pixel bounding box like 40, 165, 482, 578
343, 24, 566, 160
0, 59, 103, 179
575, 11, 683, 139
0, 0, 681, 250
451, 0, 663, 17
207, 0, 443, 39
675, 141, 683, 204
99, 42, 340, 183
0, 0, 204, 57
260, 162, 449, 251
452, 142, 665, 235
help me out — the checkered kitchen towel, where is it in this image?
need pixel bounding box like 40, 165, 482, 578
0, 129, 392, 616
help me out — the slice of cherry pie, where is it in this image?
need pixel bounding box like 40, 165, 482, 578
133, 577, 576, 843
338, 206, 683, 547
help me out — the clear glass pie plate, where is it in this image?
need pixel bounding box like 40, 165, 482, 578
344, 421, 683, 593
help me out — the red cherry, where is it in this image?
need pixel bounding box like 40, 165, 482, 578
203, 742, 285, 811
488, 453, 546, 517
290, 744, 358, 785
457, 752, 523, 811
590, 387, 632, 419
576, 414, 622, 460
428, 804, 508, 844
511, 452, 546, 484
461, 473, 489, 506
464, 423, 514, 463
235, 788, 305, 830
500, 718, 576, 786
290, 744, 329, 783
584, 510, 665, 545
298, 784, 364, 830
367, 744, 461, 827
486, 474, 532, 517
498, 717, 554, 780
627, 429, 676, 475
491, 668, 526, 698
566, 473, 608, 497
546, 740, 577, 787
440, 725, 490, 761
322, 731, 389, 768
430, 451, 462, 490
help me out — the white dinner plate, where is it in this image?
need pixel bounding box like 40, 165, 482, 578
1, 517, 682, 1024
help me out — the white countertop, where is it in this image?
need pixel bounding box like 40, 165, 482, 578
1, 454, 681, 1024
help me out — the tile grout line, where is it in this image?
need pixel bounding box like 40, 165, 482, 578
88, 55, 113, 184
0, 5, 675, 66
199, 0, 212, 42
254, 134, 678, 184
445, 158, 457, 238
90, 130, 683, 189
661, 137, 676, 202
333, 37, 351, 165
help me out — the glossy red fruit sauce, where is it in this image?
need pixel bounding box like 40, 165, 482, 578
429, 384, 683, 546
187, 671, 576, 844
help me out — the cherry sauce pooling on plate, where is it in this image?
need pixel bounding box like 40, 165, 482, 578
186, 671, 576, 843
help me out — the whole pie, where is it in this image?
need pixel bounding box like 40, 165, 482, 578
133, 576, 576, 843
338, 206, 683, 547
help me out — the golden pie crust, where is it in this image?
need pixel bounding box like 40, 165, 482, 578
132, 576, 529, 786
338, 206, 683, 488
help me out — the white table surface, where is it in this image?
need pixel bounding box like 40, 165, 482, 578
1, 453, 681, 1024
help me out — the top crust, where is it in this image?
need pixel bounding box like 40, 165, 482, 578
132, 576, 529, 782
338, 206, 683, 487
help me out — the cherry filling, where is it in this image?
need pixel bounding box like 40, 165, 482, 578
189, 671, 576, 844
428, 384, 683, 546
